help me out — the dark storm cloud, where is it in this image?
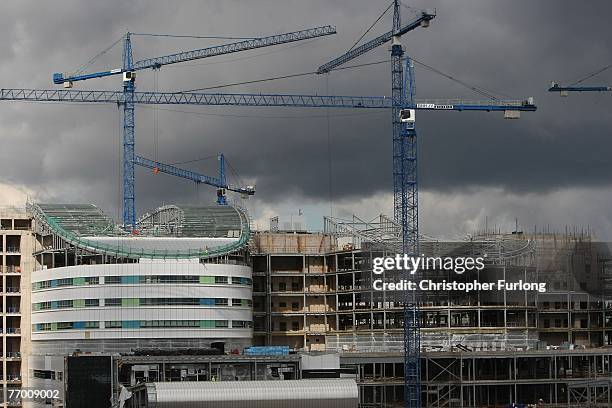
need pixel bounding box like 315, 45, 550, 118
0, 0, 611, 215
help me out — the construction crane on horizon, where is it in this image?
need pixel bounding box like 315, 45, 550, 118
133, 153, 255, 206
316, 1, 536, 406
549, 81, 611, 95
51, 25, 338, 229
549, 63, 612, 95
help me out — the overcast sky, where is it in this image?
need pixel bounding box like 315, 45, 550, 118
0, 0, 611, 238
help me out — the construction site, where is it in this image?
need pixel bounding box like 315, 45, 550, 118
1, 1, 611, 408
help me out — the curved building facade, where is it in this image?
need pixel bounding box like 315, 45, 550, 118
31, 261, 253, 353
28, 203, 254, 354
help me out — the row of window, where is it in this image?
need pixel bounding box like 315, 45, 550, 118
33, 321, 100, 331
33, 298, 252, 310
32, 320, 253, 331
32, 275, 252, 290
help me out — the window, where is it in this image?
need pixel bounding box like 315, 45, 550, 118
36, 302, 51, 310
232, 299, 243, 307
232, 320, 246, 328
85, 321, 99, 329
85, 277, 99, 285
279, 302, 287, 308
57, 300, 73, 309
292, 282, 300, 291
215, 276, 228, 284
33, 281, 52, 290
279, 282, 286, 291
56, 322, 73, 330
291, 302, 299, 311
105, 298, 121, 307
215, 320, 228, 328
34, 323, 51, 332
231, 277, 252, 286
105, 321, 121, 328
56, 278, 72, 287
85, 299, 99, 307
33, 370, 54, 380
292, 321, 300, 331
104, 276, 121, 284
279, 322, 287, 331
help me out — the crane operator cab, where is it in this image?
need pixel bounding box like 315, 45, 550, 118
123, 71, 136, 83
550, 82, 568, 97
399, 109, 416, 124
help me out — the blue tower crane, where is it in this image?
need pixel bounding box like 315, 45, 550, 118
549, 64, 612, 96
133, 154, 255, 205
316, 2, 536, 406
51, 26, 337, 229
0, 88, 535, 111
549, 81, 612, 96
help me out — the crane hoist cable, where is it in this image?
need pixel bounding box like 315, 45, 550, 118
568, 63, 612, 86
348, 1, 394, 53
70, 35, 124, 77
170, 155, 217, 166
181, 55, 511, 101
225, 157, 246, 190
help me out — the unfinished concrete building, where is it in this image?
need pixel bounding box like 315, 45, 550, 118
0, 208, 33, 407
251, 216, 612, 407
5, 200, 612, 407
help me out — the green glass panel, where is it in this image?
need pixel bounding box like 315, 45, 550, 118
199, 276, 215, 284
122, 298, 140, 307
200, 320, 215, 328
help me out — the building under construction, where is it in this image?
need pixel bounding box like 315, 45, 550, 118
2, 205, 612, 407
250, 215, 612, 407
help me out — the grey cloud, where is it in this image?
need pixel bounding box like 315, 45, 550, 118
0, 0, 611, 225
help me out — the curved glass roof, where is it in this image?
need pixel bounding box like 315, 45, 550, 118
29, 203, 250, 259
